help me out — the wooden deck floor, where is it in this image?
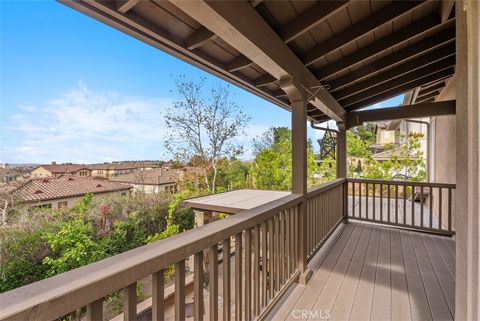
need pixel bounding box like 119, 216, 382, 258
267, 222, 455, 321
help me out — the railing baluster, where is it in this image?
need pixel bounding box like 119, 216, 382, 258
448, 188, 452, 231
235, 233, 243, 321
411, 185, 415, 226
280, 211, 286, 285
268, 218, 274, 301
245, 229, 252, 321
253, 225, 260, 316
208, 245, 218, 321
438, 188, 443, 230
274, 215, 280, 294
403, 185, 407, 225
87, 298, 103, 321
387, 184, 391, 223
290, 208, 295, 274
372, 183, 376, 221
420, 186, 424, 227
123, 282, 137, 321
261, 221, 267, 309
285, 209, 291, 275
223, 239, 231, 321
175, 261, 186, 321
193, 253, 203, 321
152, 269, 165, 321
380, 184, 383, 222
359, 182, 362, 218
294, 205, 299, 269
429, 186, 433, 228
366, 183, 369, 220
395, 185, 398, 224
352, 182, 355, 217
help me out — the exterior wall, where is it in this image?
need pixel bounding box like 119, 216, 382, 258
129, 183, 178, 194
31, 167, 52, 178
27, 191, 129, 210
431, 77, 456, 230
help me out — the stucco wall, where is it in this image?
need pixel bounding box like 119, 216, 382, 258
431, 77, 456, 229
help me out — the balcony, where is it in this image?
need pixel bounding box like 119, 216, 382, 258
0, 178, 456, 321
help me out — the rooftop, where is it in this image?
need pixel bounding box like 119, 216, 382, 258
14, 176, 131, 202
34, 164, 90, 174
110, 168, 178, 186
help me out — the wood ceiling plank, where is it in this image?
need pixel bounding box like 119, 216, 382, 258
345, 67, 454, 111
335, 43, 455, 100
302, 1, 424, 67
185, 26, 215, 50
227, 55, 255, 72
328, 23, 455, 92
116, 0, 141, 14
277, 1, 349, 43
340, 56, 455, 107
314, 15, 441, 81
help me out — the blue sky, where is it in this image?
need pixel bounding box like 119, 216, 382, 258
0, 1, 403, 164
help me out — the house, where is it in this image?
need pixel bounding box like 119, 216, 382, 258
89, 162, 160, 178
13, 175, 131, 210
0, 168, 22, 183
30, 162, 91, 178
110, 168, 179, 194
2, 1, 478, 321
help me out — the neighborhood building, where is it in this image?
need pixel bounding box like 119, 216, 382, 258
30, 162, 91, 178
111, 168, 179, 194
89, 162, 160, 178
13, 175, 132, 209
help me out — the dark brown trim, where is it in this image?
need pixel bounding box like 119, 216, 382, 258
345, 67, 454, 111
302, 1, 423, 67
340, 56, 455, 107
314, 15, 442, 80
346, 100, 456, 128
328, 23, 456, 92
334, 43, 455, 101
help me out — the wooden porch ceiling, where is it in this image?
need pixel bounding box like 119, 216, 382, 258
61, 0, 456, 123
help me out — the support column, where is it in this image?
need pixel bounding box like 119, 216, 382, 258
336, 122, 347, 179
280, 78, 312, 284
455, 1, 479, 320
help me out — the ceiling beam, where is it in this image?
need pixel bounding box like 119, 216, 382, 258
116, 0, 141, 14
302, 1, 423, 67
185, 27, 215, 50
340, 56, 455, 107
346, 100, 456, 128
345, 67, 454, 111
254, 74, 276, 87
334, 43, 455, 100
227, 55, 255, 72
277, 1, 349, 43
314, 15, 442, 81
169, 0, 345, 121
418, 90, 441, 99
328, 23, 455, 92
439, 0, 455, 22
418, 82, 445, 96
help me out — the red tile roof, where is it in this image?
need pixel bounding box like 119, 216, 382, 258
34, 164, 90, 174
15, 176, 131, 202
111, 168, 178, 185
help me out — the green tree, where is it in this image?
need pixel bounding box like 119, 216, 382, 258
251, 127, 317, 190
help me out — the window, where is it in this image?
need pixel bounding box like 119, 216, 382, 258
58, 201, 68, 209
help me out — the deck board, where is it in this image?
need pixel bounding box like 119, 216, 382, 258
269, 222, 455, 321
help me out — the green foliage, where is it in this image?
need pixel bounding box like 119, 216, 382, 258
251, 127, 317, 190
42, 219, 106, 276
0, 191, 195, 292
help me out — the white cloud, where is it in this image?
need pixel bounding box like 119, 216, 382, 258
1, 82, 173, 163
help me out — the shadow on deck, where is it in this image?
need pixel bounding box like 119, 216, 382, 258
267, 222, 455, 321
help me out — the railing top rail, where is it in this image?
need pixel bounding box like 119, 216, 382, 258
347, 178, 456, 189
0, 193, 302, 321
307, 178, 346, 198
